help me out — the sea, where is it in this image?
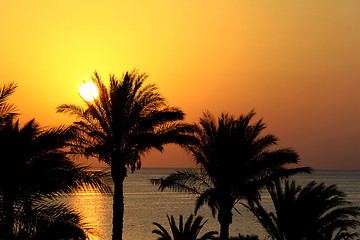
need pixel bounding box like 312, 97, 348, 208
62, 168, 360, 240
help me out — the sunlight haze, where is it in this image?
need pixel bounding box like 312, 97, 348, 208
1, 0, 359, 169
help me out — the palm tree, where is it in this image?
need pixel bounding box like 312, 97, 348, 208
153, 214, 218, 240
249, 179, 360, 240
0, 118, 111, 240
57, 70, 195, 240
152, 111, 311, 240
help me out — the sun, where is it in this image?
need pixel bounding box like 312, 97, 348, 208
79, 82, 99, 101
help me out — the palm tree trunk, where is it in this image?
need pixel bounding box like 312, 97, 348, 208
218, 207, 232, 240
111, 164, 127, 240
219, 221, 231, 240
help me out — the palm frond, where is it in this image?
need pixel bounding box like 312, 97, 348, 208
195, 188, 219, 216
0, 82, 18, 104
152, 170, 211, 194
56, 104, 85, 118
0, 82, 19, 124
153, 222, 172, 240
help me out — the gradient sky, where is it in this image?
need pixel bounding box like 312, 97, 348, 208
1, 0, 359, 169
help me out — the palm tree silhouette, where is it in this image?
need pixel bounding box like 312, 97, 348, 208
152, 111, 311, 240
249, 179, 360, 240
153, 214, 218, 240
0, 118, 111, 240
57, 70, 195, 240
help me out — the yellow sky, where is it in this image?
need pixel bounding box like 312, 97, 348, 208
1, 0, 359, 169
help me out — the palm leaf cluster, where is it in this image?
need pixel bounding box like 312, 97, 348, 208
57, 71, 194, 171
153, 111, 310, 240
153, 214, 218, 240
188, 111, 308, 203
249, 179, 360, 240
0, 119, 111, 240
12, 203, 92, 240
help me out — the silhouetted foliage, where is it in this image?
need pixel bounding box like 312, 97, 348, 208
153, 214, 218, 240
14, 203, 92, 240
152, 111, 311, 240
249, 179, 360, 240
0, 82, 18, 125
57, 70, 195, 240
229, 234, 259, 240
0, 116, 110, 240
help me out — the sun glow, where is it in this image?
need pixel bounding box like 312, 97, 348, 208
79, 82, 99, 101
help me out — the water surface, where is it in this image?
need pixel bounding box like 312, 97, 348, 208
65, 169, 360, 240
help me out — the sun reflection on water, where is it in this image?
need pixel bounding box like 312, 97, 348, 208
67, 192, 113, 240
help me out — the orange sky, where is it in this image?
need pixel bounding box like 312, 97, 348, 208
1, 0, 359, 169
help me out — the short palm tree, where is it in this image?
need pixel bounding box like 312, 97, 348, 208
0, 118, 111, 240
153, 111, 311, 240
249, 179, 360, 240
153, 214, 218, 240
57, 70, 195, 240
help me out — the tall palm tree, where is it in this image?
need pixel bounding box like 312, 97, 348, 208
153, 214, 218, 240
249, 179, 360, 240
57, 70, 195, 240
153, 111, 311, 240
0, 118, 111, 240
